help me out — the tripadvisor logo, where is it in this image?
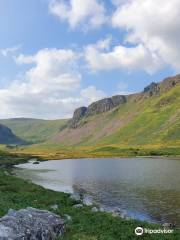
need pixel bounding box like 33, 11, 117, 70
135, 227, 144, 236
135, 226, 174, 236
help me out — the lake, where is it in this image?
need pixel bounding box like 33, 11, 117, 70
14, 157, 180, 226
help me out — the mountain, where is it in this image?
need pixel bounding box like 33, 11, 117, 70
0, 118, 67, 144
52, 74, 180, 147
0, 124, 24, 145
0, 75, 179, 152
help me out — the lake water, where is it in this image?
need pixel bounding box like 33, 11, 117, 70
14, 157, 180, 226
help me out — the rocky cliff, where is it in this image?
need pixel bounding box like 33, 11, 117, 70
143, 82, 160, 96
69, 95, 126, 128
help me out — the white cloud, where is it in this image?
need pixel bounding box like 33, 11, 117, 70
111, 0, 180, 71
0, 48, 105, 119
85, 39, 162, 73
0, 45, 21, 57
81, 85, 106, 104
49, 0, 107, 30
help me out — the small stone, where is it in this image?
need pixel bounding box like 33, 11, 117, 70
64, 214, 72, 222
70, 193, 81, 202
83, 195, 93, 206
51, 204, 59, 211
162, 223, 175, 229
91, 207, 98, 213
99, 207, 105, 212
73, 204, 83, 208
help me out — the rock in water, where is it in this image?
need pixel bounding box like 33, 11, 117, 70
0, 207, 65, 239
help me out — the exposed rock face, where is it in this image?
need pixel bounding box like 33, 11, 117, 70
86, 98, 114, 116
86, 95, 126, 116
0, 207, 65, 240
143, 82, 160, 96
69, 107, 87, 128
69, 95, 126, 128
0, 124, 24, 144
111, 95, 127, 107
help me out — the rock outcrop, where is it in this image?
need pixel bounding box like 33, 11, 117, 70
0, 207, 65, 239
0, 124, 24, 144
143, 82, 160, 96
69, 95, 126, 128
86, 95, 126, 116
69, 107, 87, 128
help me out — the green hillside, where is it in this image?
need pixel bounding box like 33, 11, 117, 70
100, 84, 180, 146
1, 75, 180, 157
0, 118, 67, 144
0, 124, 24, 145
52, 75, 180, 149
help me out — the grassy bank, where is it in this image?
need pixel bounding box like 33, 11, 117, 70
7, 143, 180, 160
0, 169, 179, 240
0, 151, 179, 239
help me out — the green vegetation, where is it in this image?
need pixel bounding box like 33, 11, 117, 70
0, 76, 179, 157
0, 118, 67, 143
0, 153, 179, 240
0, 150, 30, 167
100, 85, 180, 146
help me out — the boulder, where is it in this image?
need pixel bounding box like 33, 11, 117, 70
0, 207, 65, 240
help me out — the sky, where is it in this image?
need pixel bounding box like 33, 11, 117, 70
0, 0, 179, 119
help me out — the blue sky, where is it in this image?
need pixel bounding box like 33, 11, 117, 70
0, 0, 178, 119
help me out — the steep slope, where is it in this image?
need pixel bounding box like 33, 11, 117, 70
0, 124, 24, 144
0, 118, 67, 144
1, 75, 179, 150
53, 75, 180, 147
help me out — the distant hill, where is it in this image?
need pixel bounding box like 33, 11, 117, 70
0, 75, 179, 150
0, 118, 67, 144
0, 124, 24, 145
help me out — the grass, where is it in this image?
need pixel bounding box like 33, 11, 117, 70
0, 166, 179, 240
7, 142, 180, 161
0, 146, 180, 239
0, 118, 67, 143
0, 84, 179, 150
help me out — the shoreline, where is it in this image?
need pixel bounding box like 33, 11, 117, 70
14, 157, 180, 228
0, 152, 180, 239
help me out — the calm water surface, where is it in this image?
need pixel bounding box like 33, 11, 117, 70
14, 157, 180, 226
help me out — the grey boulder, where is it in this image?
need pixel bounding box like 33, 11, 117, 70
0, 207, 65, 240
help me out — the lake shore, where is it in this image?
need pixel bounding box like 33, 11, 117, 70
0, 151, 180, 239
0, 167, 179, 240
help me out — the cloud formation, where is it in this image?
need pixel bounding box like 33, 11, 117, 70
85, 39, 162, 73
49, 0, 107, 29
0, 45, 21, 57
112, 0, 180, 70
0, 48, 105, 119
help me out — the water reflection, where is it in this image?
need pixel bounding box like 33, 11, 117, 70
14, 157, 180, 226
